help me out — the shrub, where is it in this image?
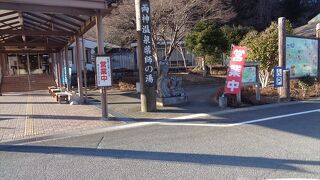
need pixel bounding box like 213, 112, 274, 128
298, 75, 315, 98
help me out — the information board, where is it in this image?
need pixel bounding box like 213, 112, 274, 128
286, 36, 318, 78
242, 66, 257, 84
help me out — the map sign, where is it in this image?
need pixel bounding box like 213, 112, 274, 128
286, 36, 318, 78
242, 66, 257, 84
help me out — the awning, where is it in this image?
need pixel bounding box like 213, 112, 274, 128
0, 0, 118, 54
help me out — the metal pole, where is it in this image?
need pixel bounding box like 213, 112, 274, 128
278, 17, 286, 98
75, 35, 84, 103
65, 46, 70, 91
96, 10, 108, 119
82, 36, 88, 103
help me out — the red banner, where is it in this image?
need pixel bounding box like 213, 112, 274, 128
225, 46, 248, 94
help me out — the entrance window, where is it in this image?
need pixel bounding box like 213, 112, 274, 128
18, 55, 28, 75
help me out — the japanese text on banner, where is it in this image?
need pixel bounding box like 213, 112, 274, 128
225, 46, 247, 94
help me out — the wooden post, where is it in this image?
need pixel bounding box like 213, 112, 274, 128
316, 23, 320, 38
75, 35, 84, 103
135, 0, 156, 112
281, 70, 290, 100
278, 17, 287, 98
82, 37, 88, 103
59, 51, 64, 88
96, 10, 108, 119
65, 46, 70, 91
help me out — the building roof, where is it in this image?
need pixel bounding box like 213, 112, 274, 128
0, 0, 119, 54
293, 13, 320, 37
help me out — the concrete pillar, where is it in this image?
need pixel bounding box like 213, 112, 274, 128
75, 35, 84, 103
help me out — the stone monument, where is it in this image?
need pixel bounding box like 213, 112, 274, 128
157, 60, 188, 106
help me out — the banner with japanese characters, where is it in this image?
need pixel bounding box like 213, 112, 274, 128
140, 0, 155, 87
96, 56, 112, 87
225, 46, 248, 94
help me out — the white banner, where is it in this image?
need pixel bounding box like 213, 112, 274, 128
96, 56, 112, 87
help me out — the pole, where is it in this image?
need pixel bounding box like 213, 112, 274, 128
278, 17, 286, 99
75, 35, 84, 103
65, 46, 70, 91
281, 70, 290, 100
82, 37, 88, 103
135, 0, 156, 112
26, 53, 31, 75
96, 10, 108, 119
316, 23, 320, 38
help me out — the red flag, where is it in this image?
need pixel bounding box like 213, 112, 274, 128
225, 46, 248, 94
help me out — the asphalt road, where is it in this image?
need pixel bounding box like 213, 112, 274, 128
0, 101, 319, 179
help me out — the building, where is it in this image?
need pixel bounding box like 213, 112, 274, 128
294, 13, 320, 37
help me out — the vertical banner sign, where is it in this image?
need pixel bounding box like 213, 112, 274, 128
225, 46, 248, 94
140, 0, 155, 87
274, 66, 284, 88
96, 56, 112, 87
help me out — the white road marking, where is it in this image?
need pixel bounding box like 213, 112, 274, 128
159, 109, 320, 127
170, 113, 209, 120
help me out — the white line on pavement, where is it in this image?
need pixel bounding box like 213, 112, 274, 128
159, 109, 320, 127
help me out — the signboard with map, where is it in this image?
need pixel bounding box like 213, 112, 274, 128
286, 36, 319, 78
242, 66, 257, 84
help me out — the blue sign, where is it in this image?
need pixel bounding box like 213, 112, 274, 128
274, 66, 284, 87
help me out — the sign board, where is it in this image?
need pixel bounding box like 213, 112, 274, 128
242, 66, 257, 84
96, 56, 112, 87
286, 36, 319, 78
274, 66, 284, 87
140, 0, 155, 87
225, 46, 248, 94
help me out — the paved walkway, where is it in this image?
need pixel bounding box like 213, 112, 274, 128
88, 84, 225, 121
0, 90, 123, 143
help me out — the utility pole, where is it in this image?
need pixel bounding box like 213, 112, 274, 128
135, 0, 156, 112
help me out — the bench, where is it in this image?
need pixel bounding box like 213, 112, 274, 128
50, 88, 61, 97
55, 92, 70, 104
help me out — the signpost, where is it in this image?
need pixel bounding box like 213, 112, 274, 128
96, 56, 112, 87
135, 0, 156, 112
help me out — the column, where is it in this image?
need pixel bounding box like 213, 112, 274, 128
75, 35, 84, 103
65, 46, 70, 91
96, 10, 108, 119
82, 37, 88, 102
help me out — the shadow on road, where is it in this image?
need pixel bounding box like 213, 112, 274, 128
0, 145, 317, 172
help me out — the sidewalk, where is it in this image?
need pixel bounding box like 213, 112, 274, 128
0, 90, 124, 143
88, 84, 225, 121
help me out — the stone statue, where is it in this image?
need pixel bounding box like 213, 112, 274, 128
157, 60, 186, 98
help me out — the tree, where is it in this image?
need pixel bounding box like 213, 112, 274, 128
88, 0, 236, 69
221, 25, 253, 49
240, 21, 293, 88
185, 21, 229, 74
